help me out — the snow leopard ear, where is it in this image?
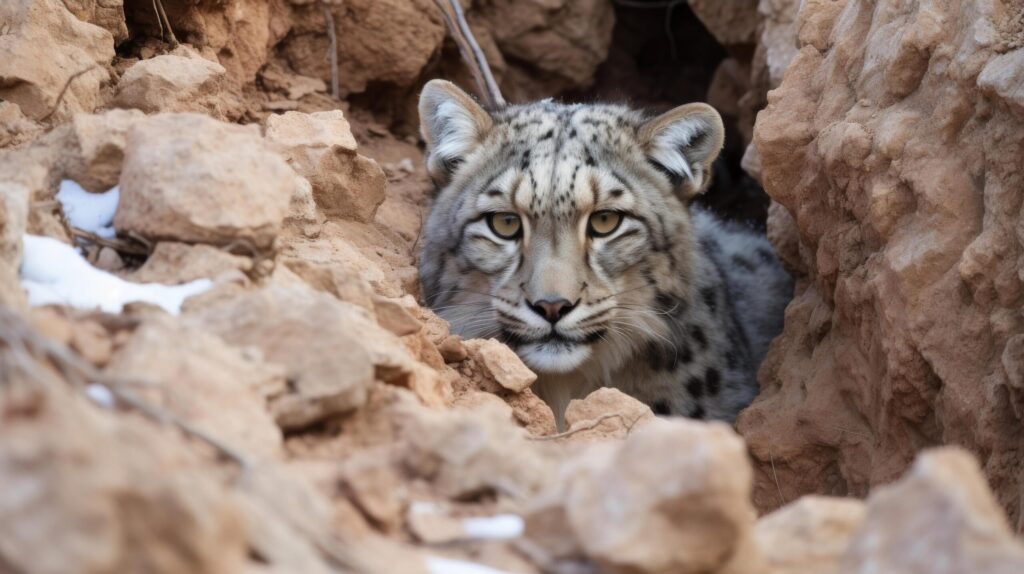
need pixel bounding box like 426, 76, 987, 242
419, 79, 494, 186
639, 103, 725, 199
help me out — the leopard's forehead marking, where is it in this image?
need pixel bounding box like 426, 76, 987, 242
487, 102, 644, 222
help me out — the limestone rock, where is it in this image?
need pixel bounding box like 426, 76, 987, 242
278, 0, 445, 96
115, 113, 293, 249
264, 110, 386, 223
689, 0, 760, 47
105, 313, 284, 459
755, 496, 865, 574
62, 0, 128, 44
525, 419, 763, 574
840, 448, 1024, 573
60, 108, 146, 192
562, 387, 658, 442
0, 181, 30, 309
0, 0, 114, 121
464, 338, 537, 393
112, 52, 232, 118
739, 0, 1024, 525
130, 242, 253, 285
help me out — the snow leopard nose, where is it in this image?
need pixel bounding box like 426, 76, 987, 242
528, 298, 576, 324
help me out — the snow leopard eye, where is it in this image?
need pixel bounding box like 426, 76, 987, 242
486, 212, 522, 239
588, 211, 623, 237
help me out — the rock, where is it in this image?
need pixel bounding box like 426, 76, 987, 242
130, 242, 253, 285
561, 387, 658, 442
755, 496, 865, 574
472, 0, 615, 100
115, 113, 294, 249
105, 313, 284, 458
61, 0, 128, 43
265, 110, 357, 154
464, 339, 537, 393
739, 0, 1024, 525
187, 281, 438, 429
278, 0, 445, 96
58, 109, 146, 192
438, 335, 468, 363
69, 319, 113, 367
280, 256, 375, 311
112, 52, 233, 118
264, 110, 386, 223
524, 419, 762, 573
689, 0, 760, 47
840, 448, 1024, 573
0, 101, 43, 148
0, 0, 114, 121
0, 368, 247, 574
373, 295, 423, 337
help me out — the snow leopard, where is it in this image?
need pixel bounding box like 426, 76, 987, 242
417, 79, 793, 425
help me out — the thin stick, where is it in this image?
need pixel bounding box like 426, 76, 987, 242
151, 0, 165, 41
769, 445, 786, 506
154, 0, 179, 46
322, 4, 340, 99
70, 227, 153, 256
40, 65, 100, 122
432, 0, 506, 108
529, 412, 643, 441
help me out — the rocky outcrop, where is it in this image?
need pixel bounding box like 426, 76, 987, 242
740, 0, 1024, 525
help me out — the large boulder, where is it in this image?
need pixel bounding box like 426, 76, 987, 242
115, 113, 294, 249
112, 52, 234, 118
0, 0, 114, 121
739, 0, 1024, 526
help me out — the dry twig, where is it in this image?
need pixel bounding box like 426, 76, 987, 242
153, 0, 179, 46
529, 412, 645, 441
39, 65, 100, 122
0, 305, 251, 470
431, 0, 506, 108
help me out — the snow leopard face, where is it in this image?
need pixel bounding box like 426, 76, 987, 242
417, 80, 725, 378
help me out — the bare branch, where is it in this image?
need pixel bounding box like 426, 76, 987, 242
529, 412, 645, 441
432, 0, 506, 108
322, 4, 340, 99
39, 65, 100, 122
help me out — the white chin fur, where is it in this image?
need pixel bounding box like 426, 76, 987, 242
517, 341, 592, 374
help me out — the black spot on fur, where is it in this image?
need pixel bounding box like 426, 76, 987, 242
701, 287, 717, 313
540, 129, 554, 140
705, 367, 721, 396
686, 376, 704, 398
611, 189, 624, 198
689, 404, 706, 419
731, 254, 757, 272
689, 325, 708, 349
486, 189, 503, 197
652, 400, 671, 416
520, 149, 531, 170
584, 148, 596, 167
757, 247, 775, 264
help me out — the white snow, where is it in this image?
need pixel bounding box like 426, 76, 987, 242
85, 384, 116, 409
461, 514, 524, 540
426, 557, 515, 574
56, 180, 119, 239
20, 235, 212, 315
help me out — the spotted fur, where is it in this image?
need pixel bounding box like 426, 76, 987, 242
418, 80, 792, 425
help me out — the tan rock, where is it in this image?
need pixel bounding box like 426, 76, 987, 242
61, 0, 128, 43
526, 419, 763, 574
130, 242, 253, 285
739, 0, 1024, 526
112, 52, 232, 118
106, 313, 284, 459
438, 335, 468, 363
561, 387, 658, 442
373, 295, 423, 337
69, 319, 113, 367
840, 448, 1024, 573
115, 113, 294, 249
0, 101, 43, 148
280, 256, 375, 311
755, 496, 865, 574
464, 338, 538, 392
0, 0, 114, 121
278, 0, 445, 96
0, 180, 30, 309
0, 367, 247, 574
689, 0, 760, 46
265, 110, 386, 223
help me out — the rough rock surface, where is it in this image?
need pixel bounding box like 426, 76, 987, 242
740, 0, 1024, 524
115, 113, 294, 248
0, 0, 114, 121
112, 52, 232, 118
755, 496, 865, 574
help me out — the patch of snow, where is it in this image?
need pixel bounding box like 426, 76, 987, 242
20, 235, 211, 315
426, 557, 515, 574
461, 514, 524, 540
56, 180, 119, 239
85, 384, 116, 409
